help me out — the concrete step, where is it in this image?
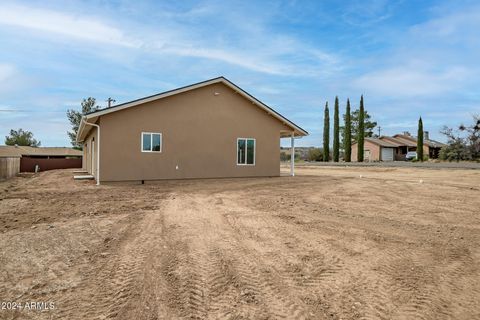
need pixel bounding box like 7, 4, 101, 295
74, 175, 95, 180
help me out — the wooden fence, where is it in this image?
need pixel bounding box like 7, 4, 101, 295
0, 157, 21, 180
20, 157, 82, 172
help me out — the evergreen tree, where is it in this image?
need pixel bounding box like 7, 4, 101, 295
417, 117, 424, 162
357, 95, 365, 162
323, 102, 330, 162
340, 109, 377, 143
66, 97, 100, 149
5, 129, 41, 147
344, 99, 352, 162
333, 96, 340, 162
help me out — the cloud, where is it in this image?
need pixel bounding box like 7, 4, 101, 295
355, 65, 471, 97
0, 63, 15, 82
161, 46, 288, 75
0, 63, 30, 95
410, 5, 480, 43
341, 0, 398, 26
0, 4, 139, 47
382, 121, 418, 129
352, 3, 480, 98
0, 3, 341, 77
161, 45, 335, 76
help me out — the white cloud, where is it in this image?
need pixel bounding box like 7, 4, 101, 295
0, 63, 15, 82
161, 45, 331, 76
352, 3, 480, 98
0, 3, 341, 77
355, 65, 471, 97
341, 0, 398, 26
162, 46, 286, 75
0, 63, 28, 94
0, 4, 139, 47
410, 5, 480, 41
382, 121, 417, 129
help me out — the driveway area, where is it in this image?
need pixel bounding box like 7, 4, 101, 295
1, 167, 479, 319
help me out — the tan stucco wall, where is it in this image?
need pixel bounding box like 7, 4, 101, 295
82, 127, 98, 177
352, 140, 381, 162
82, 146, 87, 170
96, 83, 290, 182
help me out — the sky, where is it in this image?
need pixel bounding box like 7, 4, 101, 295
0, 0, 479, 147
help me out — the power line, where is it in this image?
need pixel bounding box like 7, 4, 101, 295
0, 109, 68, 113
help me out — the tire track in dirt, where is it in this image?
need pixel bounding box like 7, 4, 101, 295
158, 193, 313, 319
222, 192, 415, 320
157, 194, 210, 320
53, 204, 167, 320
218, 195, 356, 319
159, 194, 269, 319
3, 169, 479, 320
210, 199, 319, 319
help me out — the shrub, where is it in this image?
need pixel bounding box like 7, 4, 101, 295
308, 148, 323, 162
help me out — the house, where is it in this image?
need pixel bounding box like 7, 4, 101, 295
391, 132, 445, 159
351, 137, 401, 162
351, 132, 446, 162
76, 77, 308, 184
0, 145, 82, 179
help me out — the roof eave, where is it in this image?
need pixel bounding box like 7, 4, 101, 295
75, 117, 86, 143
84, 77, 308, 137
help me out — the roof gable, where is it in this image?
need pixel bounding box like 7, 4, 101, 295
78, 77, 307, 142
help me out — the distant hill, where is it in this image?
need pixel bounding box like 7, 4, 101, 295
280, 147, 317, 161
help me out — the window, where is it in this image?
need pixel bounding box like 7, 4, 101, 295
142, 132, 162, 152
237, 138, 255, 165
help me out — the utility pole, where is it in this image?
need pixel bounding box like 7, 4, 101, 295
378, 126, 382, 137
106, 97, 116, 108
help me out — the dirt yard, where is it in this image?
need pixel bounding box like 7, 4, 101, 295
0, 167, 479, 320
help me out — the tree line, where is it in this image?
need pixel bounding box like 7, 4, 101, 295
439, 115, 480, 161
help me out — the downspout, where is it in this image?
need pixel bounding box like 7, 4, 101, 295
81, 117, 101, 185
291, 131, 295, 177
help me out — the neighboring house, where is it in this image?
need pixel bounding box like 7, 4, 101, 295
351, 137, 401, 162
0, 145, 82, 178
76, 77, 308, 184
392, 132, 445, 159
381, 135, 417, 160
351, 132, 446, 162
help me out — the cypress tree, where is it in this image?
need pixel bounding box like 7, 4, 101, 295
323, 102, 330, 162
357, 95, 365, 162
417, 117, 424, 162
344, 99, 352, 162
333, 96, 340, 162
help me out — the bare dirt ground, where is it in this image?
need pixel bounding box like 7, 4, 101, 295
0, 167, 479, 320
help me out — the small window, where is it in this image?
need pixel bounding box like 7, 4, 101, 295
142, 132, 162, 152
237, 138, 255, 165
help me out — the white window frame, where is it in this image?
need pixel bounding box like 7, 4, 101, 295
236, 138, 256, 166
141, 132, 162, 153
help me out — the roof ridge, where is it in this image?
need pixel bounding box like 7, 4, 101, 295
77, 77, 308, 142
86, 76, 227, 116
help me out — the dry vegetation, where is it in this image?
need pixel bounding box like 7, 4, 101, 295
0, 166, 479, 319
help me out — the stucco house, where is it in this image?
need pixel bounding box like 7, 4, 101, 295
351, 137, 401, 162
351, 132, 445, 162
391, 133, 445, 159
76, 77, 307, 184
